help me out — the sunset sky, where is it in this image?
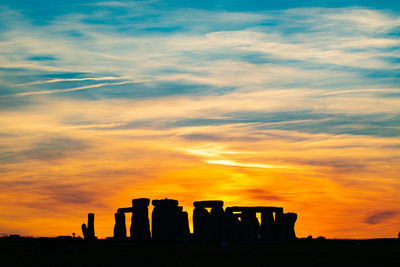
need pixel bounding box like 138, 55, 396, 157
1, 0, 400, 239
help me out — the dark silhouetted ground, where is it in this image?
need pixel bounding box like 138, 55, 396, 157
1, 236, 400, 266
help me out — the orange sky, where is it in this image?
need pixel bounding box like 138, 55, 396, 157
0, 97, 399, 238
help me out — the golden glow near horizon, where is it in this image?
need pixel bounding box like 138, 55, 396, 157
0, 100, 399, 239
206, 159, 291, 169
0, 3, 400, 240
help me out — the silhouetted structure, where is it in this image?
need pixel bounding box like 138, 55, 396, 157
88, 198, 297, 242
224, 207, 293, 241
283, 213, 297, 241
193, 201, 224, 241
81, 213, 96, 240
274, 210, 285, 241
260, 210, 274, 241
242, 209, 260, 241
151, 198, 190, 241
118, 198, 151, 240
113, 212, 127, 239
176, 206, 190, 240
224, 208, 242, 241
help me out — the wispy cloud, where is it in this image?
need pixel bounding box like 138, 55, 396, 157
17, 76, 133, 86
364, 211, 398, 224
1, 6, 399, 90
90, 1, 130, 7
9, 80, 147, 96
323, 89, 400, 96
60, 122, 127, 130
206, 159, 292, 169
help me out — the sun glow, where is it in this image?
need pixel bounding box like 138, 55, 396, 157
206, 159, 291, 169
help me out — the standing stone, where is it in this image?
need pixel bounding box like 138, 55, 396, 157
151, 198, 179, 241
260, 211, 274, 241
192, 207, 202, 238
210, 206, 225, 241
273, 210, 285, 241
81, 223, 88, 240
233, 214, 244, 241
81, 213, 96, 240
87, 213, 95, 239
193, 201, 224, 241
223, 209, 240, 241
241, 210, 259, 241
283, 213, 297, 241
130, 198, 151, 240
176, 208, 190, 240
193, 207, 210, 241
113, 212, 127, 239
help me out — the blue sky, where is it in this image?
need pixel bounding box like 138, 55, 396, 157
1, 0, 400, 136
1, 1, 400, 238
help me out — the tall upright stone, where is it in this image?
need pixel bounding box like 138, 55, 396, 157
241, 209, 259, 241
283, 212, 297, 241
193, 201, 224, 241
130, 198, 151, 240
81, 223, 88, 240
193, 206, 210, 241
176, 209, 190, 240
113, 212, 127, 240
223, 209, 241, 241
260, 211, 274, 241
81, 213, 96, 240
87, 213, 95, 239
273, 210, 285, 241
151, 198, 179, 241
210, 206, 225, 240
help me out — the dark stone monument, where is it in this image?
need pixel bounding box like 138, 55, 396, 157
88, 213, 95, 239
151, 199, 190, 241
274, 210, 285, 241
113, 212, 127, 239
81, 223, 88, 240
131, 198, 151, 240
283, 212, 297, 240
81, 213, 96, 240
117, 198, 151, 240
193, 200, 224, 241
241, 209, 260, 241
210, 206, 225, 240
151, 198, 180, 241
176, 206, 190, 240
99, 197, 298, 243
260, 211, 274, 241
225, 207, 284, 242
223, 209, 242, 241
193, 205, 210, 241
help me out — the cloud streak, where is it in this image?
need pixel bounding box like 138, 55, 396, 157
364, 211, 398, 224
9, 80, 148, 96
17, 76, 133, 86
206, 159, 292, 169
